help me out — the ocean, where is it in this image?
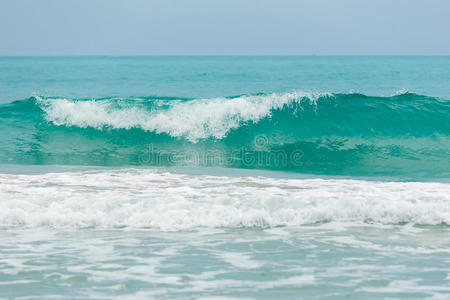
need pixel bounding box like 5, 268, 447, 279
0, 56, 449, 299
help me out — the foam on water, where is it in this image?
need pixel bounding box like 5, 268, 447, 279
1, 168, 449, 230
37, 92, 326, 141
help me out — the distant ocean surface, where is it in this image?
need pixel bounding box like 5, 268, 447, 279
0, 57, 449, 299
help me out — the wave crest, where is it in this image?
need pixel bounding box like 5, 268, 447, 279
37, 92, 328, 141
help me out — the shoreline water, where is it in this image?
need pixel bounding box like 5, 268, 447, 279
1, 224, 449, 299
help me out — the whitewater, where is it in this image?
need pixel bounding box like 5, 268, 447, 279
1, 168, 449, 229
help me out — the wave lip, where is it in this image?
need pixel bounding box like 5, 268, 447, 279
32, 91, 450, 141
36, 92, 329, 141
1, 169, 449, 230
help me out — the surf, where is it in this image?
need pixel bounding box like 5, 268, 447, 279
1, 168, 449, 230
0, 91, 449, 179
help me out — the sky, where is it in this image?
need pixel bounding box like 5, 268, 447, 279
0, 0, 449, 56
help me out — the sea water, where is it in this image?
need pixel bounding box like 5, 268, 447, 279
0, 56, 449, 299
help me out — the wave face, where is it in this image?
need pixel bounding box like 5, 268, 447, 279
1, 169, 449, 230
0, 92, 449, 178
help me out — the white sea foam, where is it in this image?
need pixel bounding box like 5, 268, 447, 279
391, 89, 410, 96
0, 168, 449, 230
37, 92, 327, 141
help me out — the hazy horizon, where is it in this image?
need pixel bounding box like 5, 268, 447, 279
2, 55, 450, 57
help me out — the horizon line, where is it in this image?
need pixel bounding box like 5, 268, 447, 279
1, 54, 450, 58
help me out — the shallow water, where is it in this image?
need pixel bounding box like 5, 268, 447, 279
0, 167, 449, 299
1, 225, 449, 299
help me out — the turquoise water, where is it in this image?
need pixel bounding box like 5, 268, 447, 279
1, 92, 449, 179
0, 57, 449, 299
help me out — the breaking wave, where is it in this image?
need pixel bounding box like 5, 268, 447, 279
0, 92, 449, 178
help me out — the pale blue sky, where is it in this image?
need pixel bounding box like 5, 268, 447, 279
1, 0, 449, 55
